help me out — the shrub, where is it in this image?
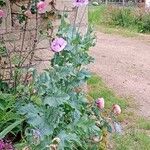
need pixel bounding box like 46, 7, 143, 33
110, 7, 134, 27
137, 12, 150, 33
15, 17, 112, 149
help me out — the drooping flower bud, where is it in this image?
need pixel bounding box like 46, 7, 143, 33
112, 104, 121, 115
96, 98, 105, 109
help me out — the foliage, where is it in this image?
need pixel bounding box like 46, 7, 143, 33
14, 17, 111, 149
88, 5, 107, 25
88, 75, 150, 150
113, 129, 150, 150
89, 5, 150, 33
0, 91, 23, 139
0, 1, 121, 150
0, 0, 5, 7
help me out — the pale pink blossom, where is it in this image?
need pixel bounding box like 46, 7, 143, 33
37, 1, 47, 14
51, 37, 67, 52
96, 98, 105, 109
112, 104, 121, 115
0, 10, 5, 18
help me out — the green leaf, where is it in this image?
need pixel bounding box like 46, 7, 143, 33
0, 119, 23, 139
0, 0, 6, 7
19, 103, 62, 137
44, 92, 70, 107
58, 131, 81, 150
17, 14, 26, 24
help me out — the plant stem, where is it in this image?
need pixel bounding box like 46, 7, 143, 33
72, 7, 78, 38
77, 5, 87, 33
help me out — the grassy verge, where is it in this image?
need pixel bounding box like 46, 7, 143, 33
87, 74, 150, 150
88, 5, 150, 37
88, 6, 138, 37
95, 25, 138, 37
88, 5, 106, 25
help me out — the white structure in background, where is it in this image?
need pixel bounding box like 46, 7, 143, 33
145, 0, 150, 8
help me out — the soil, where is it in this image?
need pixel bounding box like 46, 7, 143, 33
88, 32, 150, 118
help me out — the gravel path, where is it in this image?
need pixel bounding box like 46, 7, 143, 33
88, 32, 150, 118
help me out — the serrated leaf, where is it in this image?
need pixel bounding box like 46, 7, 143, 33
58, 131, 81, 150
19, 103, 62, 137
44, 92, 70, 107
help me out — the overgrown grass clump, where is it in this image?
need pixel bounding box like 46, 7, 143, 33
89, 5, 150, 33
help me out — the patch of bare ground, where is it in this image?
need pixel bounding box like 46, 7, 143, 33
88, 32, 150, 118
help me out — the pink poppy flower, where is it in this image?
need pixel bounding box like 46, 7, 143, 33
37, 1, 47, 14
96, 98, 105, 109
51, 37, 67, 52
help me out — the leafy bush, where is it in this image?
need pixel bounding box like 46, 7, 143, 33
109, 7, 134, 27
136, 12, 150, 33
14, 17, 112, 149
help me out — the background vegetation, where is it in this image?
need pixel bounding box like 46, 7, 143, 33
88, 75, 150, 150
89, 5, 150, 33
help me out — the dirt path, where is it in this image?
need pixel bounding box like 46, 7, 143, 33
88, 32, 150, 118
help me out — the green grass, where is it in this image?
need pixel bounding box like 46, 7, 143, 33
87, 75, 128, 109
88, 5, 138, 37
88, 5, 150, 36
87, 75, 150, 150
137, 118, 150, 130
96, 25, 138, 37
88, 5, 106, 25
113, 130, 150, 150
87, 75, 129, 122
88, 75, 128, 109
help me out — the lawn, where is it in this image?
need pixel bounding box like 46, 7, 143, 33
87, 75, 150, 150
